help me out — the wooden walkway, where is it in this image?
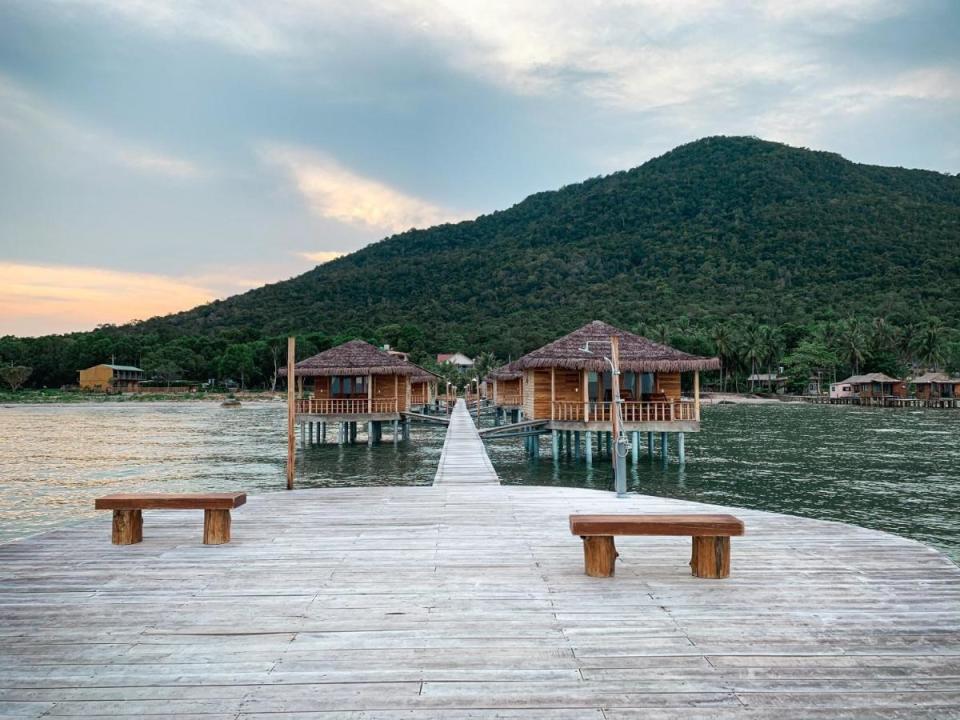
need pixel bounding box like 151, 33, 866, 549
433, 399, 499, 485
1, 485, 959, 718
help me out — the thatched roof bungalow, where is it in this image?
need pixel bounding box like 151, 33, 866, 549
910, 372, 960, 401
408, 364, 442, 408
514, 320, 720, 431
834, 372, 906, 401
280, 340, 415, 419
487, 360, 524, 409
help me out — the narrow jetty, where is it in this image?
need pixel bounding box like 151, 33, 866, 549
433, 398, 499, 484
1, 486, 958, 717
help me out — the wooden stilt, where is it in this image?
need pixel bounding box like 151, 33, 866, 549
581, 536, 618, 577
585, 431, 592, 465
574, 431, 580, 460
678, 432, 686, 464
552, 429, 559, 459
660, 432, 668, 459
203, 509, 231, 545
647, 432, 654, 457
111, 509, 143, 545
631, 431, 639, 464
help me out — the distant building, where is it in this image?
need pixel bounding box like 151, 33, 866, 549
437, 352, 474, 369
747, 372, 787, 394
78, 364, 143, 392
830, 373, 906, 402
381, 345, 409, 362
911, 372, 960, 401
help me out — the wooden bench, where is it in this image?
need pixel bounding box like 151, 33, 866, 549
569, 514, 744, 579
95, 493, 247, 546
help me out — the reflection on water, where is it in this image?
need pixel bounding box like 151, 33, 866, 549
487, 404, 960, 563
0, 401, 958, 564
0, 402, 445, 542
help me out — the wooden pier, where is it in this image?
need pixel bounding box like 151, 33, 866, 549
433, 399, 499, 485
1, 484, 959, 717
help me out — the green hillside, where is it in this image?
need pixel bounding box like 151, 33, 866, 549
3, 136, 960, 389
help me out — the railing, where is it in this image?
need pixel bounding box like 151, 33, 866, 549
551, 400, 698, 423
410, 392, 427, 405
497, 393, 523, 406
296, 398, 398, 415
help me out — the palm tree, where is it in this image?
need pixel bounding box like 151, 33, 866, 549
743, 325, 768, 391
710, 324, 733, 392
911, 318, 946, 370
837, 318, 867, 375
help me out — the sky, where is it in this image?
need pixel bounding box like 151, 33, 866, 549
1, 0, 958, 337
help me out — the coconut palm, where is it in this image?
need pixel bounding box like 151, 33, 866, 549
710, 324, 733, 392
837, 318, 867, 375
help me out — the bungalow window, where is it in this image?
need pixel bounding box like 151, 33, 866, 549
641, 372, 654, 395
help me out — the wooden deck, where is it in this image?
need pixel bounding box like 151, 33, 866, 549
1, 484, 959, 718
433, 399, 499, 485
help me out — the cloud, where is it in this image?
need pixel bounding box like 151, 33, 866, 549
0, 73, 202, 180
297, 250, 346, 264
755, 67, 960, 146
262, 144, 469, 233
0, 262, 265, 336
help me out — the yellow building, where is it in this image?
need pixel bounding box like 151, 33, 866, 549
78, 364, 143, 392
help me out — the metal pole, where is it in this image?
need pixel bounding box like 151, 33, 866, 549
286, 336, 295, 490
611, 335, 627, 497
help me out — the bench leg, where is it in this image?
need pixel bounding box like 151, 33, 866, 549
112, 509, 143, 545
690, 536, 730, 579
581, 536, 618, 577
203, 509, 232, 545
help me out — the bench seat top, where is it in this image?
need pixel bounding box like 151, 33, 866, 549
570, 513, 744, 537
95, 493, 246, 511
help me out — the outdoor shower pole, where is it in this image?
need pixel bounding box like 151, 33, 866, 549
611, 335, 628, 497
286, 336, 296, 490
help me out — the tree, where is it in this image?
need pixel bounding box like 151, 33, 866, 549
472, 351, 499, 382
710, 324, 733, 392
782, 341, 838, 394
911, 318, 946, 370
0, 365, 32, 391
141, 347, 185, 384
836, 318, 867, 375
218, 345, 256, 390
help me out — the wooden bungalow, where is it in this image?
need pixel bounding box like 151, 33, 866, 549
911, 372, 960, 406
486, 360, 524, 422
408, 365, 441, 412
280, 341, 415, 444
514, 321, 720, 439
839, 373, 907, 405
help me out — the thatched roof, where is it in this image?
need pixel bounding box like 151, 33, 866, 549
279, 340, 416, 377
911, 372, 960, 384
838, 373, 902, 385
408, 364, 441, 384
487, 360, 523, 382
514, 321, 720, 373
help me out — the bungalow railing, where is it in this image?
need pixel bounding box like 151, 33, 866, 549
296, 398, 399, 415
410, 392, 427, 405
497, 393, 523, 406
551, 400, 698, 423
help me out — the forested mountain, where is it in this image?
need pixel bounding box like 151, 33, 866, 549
3, 136, 960, 389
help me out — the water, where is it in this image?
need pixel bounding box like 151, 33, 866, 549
0, 401, 958, 563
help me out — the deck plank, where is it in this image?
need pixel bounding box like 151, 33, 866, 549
0, 485, 958, 717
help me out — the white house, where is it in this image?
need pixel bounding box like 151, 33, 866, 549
437, 352, 474, 369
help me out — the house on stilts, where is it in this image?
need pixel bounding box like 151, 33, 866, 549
513, 320, 720, 463
408, 365, 442, 413
486, 360, 524, 424
279, 339, 415, 445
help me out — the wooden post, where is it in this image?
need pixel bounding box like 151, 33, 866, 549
690, 536, 730, 579
286, 336, 295, 491
585, 431, 592, 465
367, 373, 373, 413
581, 536, 618, 577
203, 509, 231, 545
550, 368, 556, 421
111, 509, 143, 545
694, 370, 700, 421
582, 370, 589, 422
